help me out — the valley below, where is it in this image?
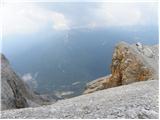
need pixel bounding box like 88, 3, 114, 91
1, 41, 159, 119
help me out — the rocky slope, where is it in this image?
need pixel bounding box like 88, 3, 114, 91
1, 80, 158, 119
84, 42, 159, 94
0, 54, 55, 110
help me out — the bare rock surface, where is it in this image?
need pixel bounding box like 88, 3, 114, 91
84, 42, 159, 94
0, 54, 54, 110
1, 80, 158, 119
83, 75, 111, 94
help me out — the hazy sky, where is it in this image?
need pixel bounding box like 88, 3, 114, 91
1, 0, 158, 93
1, 0, 158, 36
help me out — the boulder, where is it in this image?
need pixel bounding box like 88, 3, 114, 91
84, 42, 158, 94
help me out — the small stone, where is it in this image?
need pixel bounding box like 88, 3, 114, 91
136, 42, 143, 52
143, 47, 154, 58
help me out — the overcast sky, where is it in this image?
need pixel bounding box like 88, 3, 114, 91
1, 1, 158, 36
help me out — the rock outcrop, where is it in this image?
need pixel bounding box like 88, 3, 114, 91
83, 75, 111, 94
1, 80, 158, 119
0, 54, 54, 110
84, 42, 159, 94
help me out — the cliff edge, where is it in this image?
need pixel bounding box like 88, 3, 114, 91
0, 54, 53, 110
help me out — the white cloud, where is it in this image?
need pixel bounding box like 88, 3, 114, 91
22, 72, 38, 90
89, 2, 158, 27
0, 2, 157, 35
54, 90, 74, 98
0, 3, 70, 36
51, 12, 70, 30
72, 81, 80, 85
88, 21, 98, 28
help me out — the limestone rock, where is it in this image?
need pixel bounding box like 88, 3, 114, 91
84, 42, 158, 94
83, 75, 111, 94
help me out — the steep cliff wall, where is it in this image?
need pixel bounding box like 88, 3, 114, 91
1, 54, 52, 110
84, 42, 158, 94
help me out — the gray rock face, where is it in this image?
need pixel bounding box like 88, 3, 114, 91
131, 43, 159, 79
1, 80, 158, 119
0, 54, 52, 110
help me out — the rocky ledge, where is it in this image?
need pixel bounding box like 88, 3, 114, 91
1, 80, 158, 119
84, 42, 159, 94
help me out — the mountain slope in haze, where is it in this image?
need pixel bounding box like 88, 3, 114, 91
1, 54, 55, 110
1, 41, 159, 119
3, 26, 158, 95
